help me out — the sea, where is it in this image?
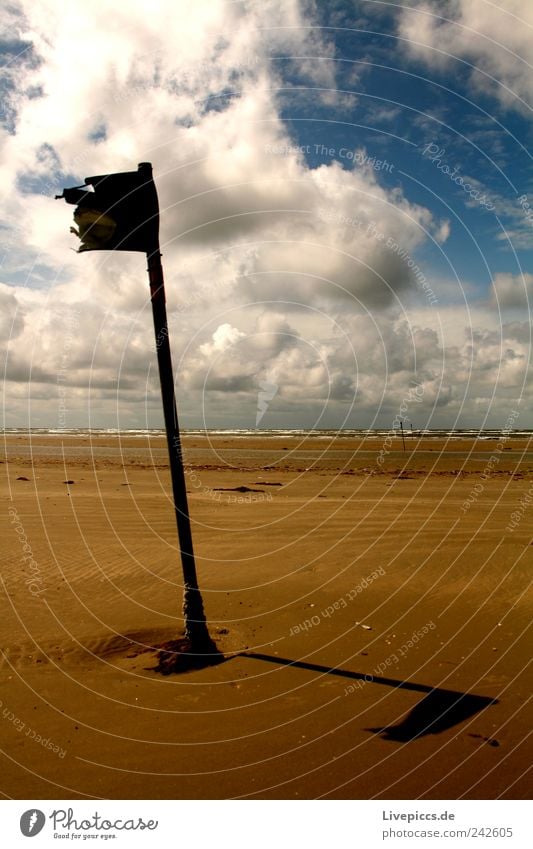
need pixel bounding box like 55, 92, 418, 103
3, 428, 533, 440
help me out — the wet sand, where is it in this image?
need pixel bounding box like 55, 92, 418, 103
1, 432, 531, 799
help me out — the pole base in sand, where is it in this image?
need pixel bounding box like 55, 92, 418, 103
152, 637, 224, 675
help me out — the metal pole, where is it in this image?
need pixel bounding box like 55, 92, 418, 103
400, 421, 406, 452
147, 248, 214, 653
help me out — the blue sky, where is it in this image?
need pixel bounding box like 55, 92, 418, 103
281, 7, 533, 284
1, 0, 532, 429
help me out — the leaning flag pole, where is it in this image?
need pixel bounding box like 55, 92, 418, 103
146, 240, 215, 653
56, 162, 215, 657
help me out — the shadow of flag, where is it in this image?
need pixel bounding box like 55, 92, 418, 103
366, 689, 496, 742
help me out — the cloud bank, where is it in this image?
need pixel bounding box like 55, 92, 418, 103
1, 0, 531, 429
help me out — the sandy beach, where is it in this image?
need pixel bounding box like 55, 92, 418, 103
1, 432, 531, 799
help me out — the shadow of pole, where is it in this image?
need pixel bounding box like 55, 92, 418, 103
242, 652, 498, 742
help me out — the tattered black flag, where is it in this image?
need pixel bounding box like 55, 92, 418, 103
56, 162, 159, 253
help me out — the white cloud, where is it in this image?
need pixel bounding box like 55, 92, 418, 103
490, 272, 533, 309
199, 323, 247, 357
398, 1, 533, 112
0, 284, 25, 341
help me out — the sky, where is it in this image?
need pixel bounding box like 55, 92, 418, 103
1, 0, 532, 431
